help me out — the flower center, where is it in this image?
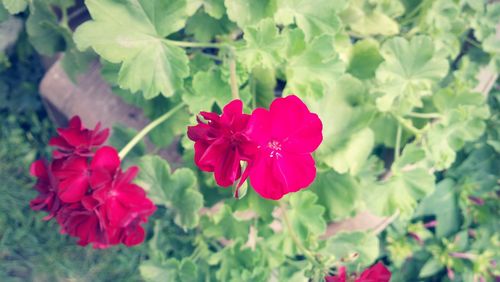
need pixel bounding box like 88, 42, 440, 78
267, 140, 282, 158
108, 189, 118, 198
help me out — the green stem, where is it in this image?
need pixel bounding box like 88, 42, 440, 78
228, 53, 239, 100
406, 112, 441, 119
394, 124, 402, 163
279, 201, 323, 269
464, 37, 482, 49
118, 102, 186, 159
163, 39, 228, 49
60, 7, 70, 30
394, 115, 422, 136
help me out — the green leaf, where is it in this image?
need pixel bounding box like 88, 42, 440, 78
394, 143, 426, 169
340, 0, 402, 36
137, 156, 203, 229
325, 128, 374, 175
201, 204, 250, 240
74, 0, 190, 99
419, 257, 444, 278
183, 68, 232, 114
224, 0, 276, 28
185, 10, 234, 42
26, 0, 68, 55
425, 87, 490, 169
275, 0, 345, 40
237, 18, 285, 70
209, 242, 270, 281
310, 170, 360, 221
234, 188, 277, 222
347, 39, 384, 80
190, 0, 226, 19
375, 36, 449, 113
416, 178, 461, 237
309, 75, 375, 174
2, 0, 27, 14
250, 66, 276, 108
287, 191, 326, 241
365, 168, 436, 218
323, 231, 380, 267
61, 48, 94, 82
285, 35, 345, 97
140, 258, 197, 282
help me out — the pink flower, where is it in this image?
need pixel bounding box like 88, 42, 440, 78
356, 262, 391, 282
246, 95, 323, 200
49, 116, 109, 159
325, 262, 391, 282
187, 100, 257, 187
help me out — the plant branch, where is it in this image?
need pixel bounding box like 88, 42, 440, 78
162, 39, 228, 49
406, 112, 441, 119
228, 52, 239, 100
394, 124, 402, 163
279, 201, 323, 269
118, 102, 186, 159
394, 115, 422, 136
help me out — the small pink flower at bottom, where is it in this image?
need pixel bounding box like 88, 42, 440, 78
325, 262, 391, 282
246, 95, 323, 200
187, 100, 257, 187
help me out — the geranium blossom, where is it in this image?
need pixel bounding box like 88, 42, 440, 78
49, 116, 109, 159
246, 95, 323, 200
187, 100, 257, 187
30, 116, 155, 248
325, 262, 391, 282
187, 95, 323, 200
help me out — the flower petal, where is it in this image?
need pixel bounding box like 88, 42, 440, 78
249, 153, 288, 200
283, 112, 323, 153
269, 95, 311, 140
277, 153, 316, 193
214, 147, 241, 187
356, 262, 391, 282
91, 146, 120, 172
247, 108, 273, 146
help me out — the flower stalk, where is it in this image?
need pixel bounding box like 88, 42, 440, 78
118, 102, 186, 159
279, 201, 324, 270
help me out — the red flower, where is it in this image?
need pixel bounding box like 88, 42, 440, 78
52, 157, 90, 203
325, 263, 391, 282
56, 202, 109, 247
91, 148, 156, 231
187, 100, 257, 187
49, 116, 109, 159
356, 262, 391, 282
31, 116, 155, 248
246, 95, 323, 200
29, 160, 61, 220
